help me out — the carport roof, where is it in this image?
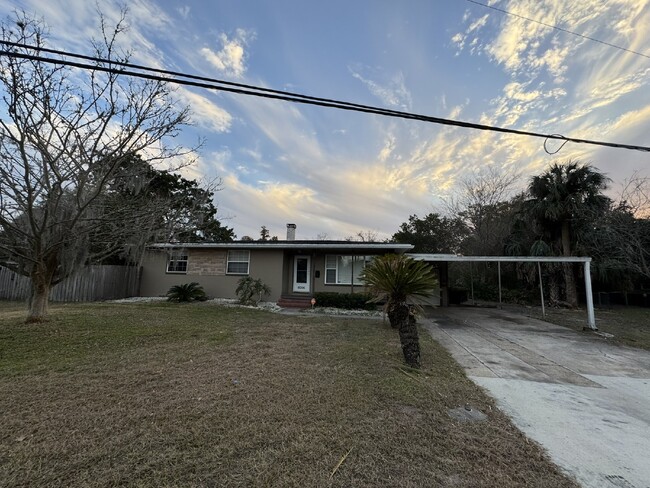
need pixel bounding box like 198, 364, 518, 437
408, 254, 591, 263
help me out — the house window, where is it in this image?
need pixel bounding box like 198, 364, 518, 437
325, 255, 372, 285
167, 250, 188, 273
227, 250, 250, 275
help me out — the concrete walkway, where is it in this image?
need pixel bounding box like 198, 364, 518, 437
423, 307, 650, 488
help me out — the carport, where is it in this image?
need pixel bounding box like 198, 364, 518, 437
408, 254, 596, 330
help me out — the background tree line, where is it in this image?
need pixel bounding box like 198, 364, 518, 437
393, 161, 650, 307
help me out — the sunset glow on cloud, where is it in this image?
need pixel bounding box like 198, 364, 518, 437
2, 0, 649, 239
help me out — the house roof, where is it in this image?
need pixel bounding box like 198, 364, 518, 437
150, 241, 413, 252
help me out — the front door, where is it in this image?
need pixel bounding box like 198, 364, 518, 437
292, 256, 311, 293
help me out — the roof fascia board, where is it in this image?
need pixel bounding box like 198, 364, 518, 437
407, 254, 591, 263
150, 243, 413, 251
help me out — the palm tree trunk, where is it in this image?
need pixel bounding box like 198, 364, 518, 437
561, 221, 578, 307
388, 303, 421, 369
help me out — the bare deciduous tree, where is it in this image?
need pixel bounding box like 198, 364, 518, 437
345, 230, 379, 242
620, 172, 650, 219
594, 173, 650, 281
444, 166, 522, 255
0, 12, 194, 321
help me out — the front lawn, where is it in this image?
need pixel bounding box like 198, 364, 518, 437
0, 301, 577, 487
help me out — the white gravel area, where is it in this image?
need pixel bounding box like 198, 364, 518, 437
208, 298, 283, 312
110, 296, 167, 303
303, 306, 383, 317
109, 296, 379, 317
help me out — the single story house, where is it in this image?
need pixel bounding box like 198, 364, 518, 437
140, 224, 443, 307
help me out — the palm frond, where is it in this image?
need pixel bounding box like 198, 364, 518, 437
361, 254, 437, 305
166, 282, 208, 302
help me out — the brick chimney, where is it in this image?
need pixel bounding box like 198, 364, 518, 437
286, 223, 296, 241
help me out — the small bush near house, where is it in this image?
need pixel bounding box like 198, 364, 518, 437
313, 292, 376, 310
166, 282, 208, 302
236, 277, 271, 306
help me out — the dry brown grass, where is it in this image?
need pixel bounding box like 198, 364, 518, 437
0, 301, 578, 487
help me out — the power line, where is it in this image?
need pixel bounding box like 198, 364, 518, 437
0, 39, 408, 118
1, 43, 650, 153
464, 0, 650, 60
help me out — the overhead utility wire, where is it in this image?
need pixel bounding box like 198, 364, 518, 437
465, 0, 650, 60
1, 45, 650, 153
0, 39, 407, 117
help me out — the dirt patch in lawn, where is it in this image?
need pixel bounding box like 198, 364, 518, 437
0, 301, 578, 487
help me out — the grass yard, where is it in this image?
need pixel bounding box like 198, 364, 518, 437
501, 303, 650, 351
0, 301, 577, 487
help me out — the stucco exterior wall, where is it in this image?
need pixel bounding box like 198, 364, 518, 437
139, 246, 436, 305
140, 248, 285, 301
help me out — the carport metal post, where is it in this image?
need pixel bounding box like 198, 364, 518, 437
469, 262, 475, 305
537, 261, 545, 318
584, 260, 597, 330
497, 261, 502, 308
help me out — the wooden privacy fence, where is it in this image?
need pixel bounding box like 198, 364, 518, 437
0, 265, 140, 302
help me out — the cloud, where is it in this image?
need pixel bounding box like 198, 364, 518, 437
178, 88, 232, 133
481, 0, 647, 83
349, 66, 412, 110
585, 69, 650, 111
378, 133, 396, 162
200, 29, 255, 78
177, 6, 190, 19
233, 93, 323, 170
0, 0, 175, 71
451, 12, 489, 55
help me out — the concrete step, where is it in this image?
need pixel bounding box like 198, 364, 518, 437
277, 295, 313, 308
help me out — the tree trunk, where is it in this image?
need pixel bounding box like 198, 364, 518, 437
388, 303, 421, 369
28, 279, 50, 323
27, 263, 54, 323
561, 221, 578, 308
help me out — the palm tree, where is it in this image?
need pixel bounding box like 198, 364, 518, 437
527, 161, 610, 307
166, 282, 208, 302
361, 254, 438, 369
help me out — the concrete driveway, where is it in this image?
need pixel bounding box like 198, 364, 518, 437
423, 307, 650, 488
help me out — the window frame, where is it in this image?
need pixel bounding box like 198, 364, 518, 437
324, 255, 371, 285
166, 249, 188, 274
226, 250, 250, 275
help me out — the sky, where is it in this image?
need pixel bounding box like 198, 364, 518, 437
1, 0, 650, 240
